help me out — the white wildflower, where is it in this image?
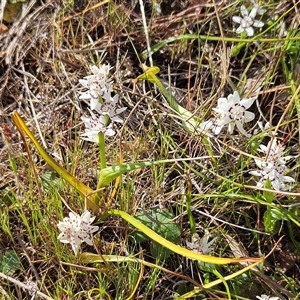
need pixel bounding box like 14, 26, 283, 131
93, 94, 127, 123
57, 211, 99, 255
79, 64, 114, 109
256, 295, 279, 300
257, 138, 294, 166
78, 64, 126, 132
249, 138, 295, 191
79, 64, 113, 90
212, 91, 255, 137
80, 110, 116, 143
250, 162, 294, 191
186, 231, 217, 255
232, 4, 264, 37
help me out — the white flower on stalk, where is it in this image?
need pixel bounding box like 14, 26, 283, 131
250, 162, 294, 191
232, 4, 265, 37
257, 138, 294, 165
79, 79, 112, 104
57, 211, 99, 255
256, 295, 279, 300
212, 91, 255, 137
249, 138, 295, 191
79, 64, 113, 105
186, 231, 217, 255
80, 110, 116, 143
92, 94, 127, 123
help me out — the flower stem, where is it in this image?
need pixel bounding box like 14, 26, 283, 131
97, 132, 106, 190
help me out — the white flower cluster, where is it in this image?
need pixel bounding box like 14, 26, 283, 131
57, 211, 99, 255
200, 91, 255, 138
249, 138, 295, 191
79, 65, 126, 142
198, 90, 295, 191
232, 0, 266, 37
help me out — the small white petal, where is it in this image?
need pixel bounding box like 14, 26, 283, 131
244, 111, 255, 122
240, 5, 248, 17
232, 16, 242, 24
282, 175, 295, 183
253, 20, 264, 28
235, 121, 251, 137
236, 26, 244, 34
249, 170, 261, 176
249, 7, 258, 19
217, 97, 230, 110
227, 122, 235, 134
105, 128, 117, 136
240, 97, 255, 109
79, 79, 88, 88
213, 124, 224, 135
79, 93, 92, 100
246, 27, 254, 36
228, 91, 240, 104
217, 115, 231, 126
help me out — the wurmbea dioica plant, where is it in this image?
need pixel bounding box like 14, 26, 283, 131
232, 0, 266, 37
10, 61, 264, 273
13, 50, 295, 296
55, 64, 127, 254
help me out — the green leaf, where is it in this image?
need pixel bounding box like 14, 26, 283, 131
41, 171, 65, 191
150, 210, 181, 259
153, 210, 181, 243
270, 208, 288, 221
107, 209, 263, 265
134, 68, 202, 135
263, 208, 278, 233
263, 179, 274, 203
130, 209, 181, 259
131, 211, 154, 243
0, 250, 21, 276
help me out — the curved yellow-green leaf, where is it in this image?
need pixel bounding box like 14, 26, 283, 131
11, 111, 99, 213
106, 210, 263, 265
